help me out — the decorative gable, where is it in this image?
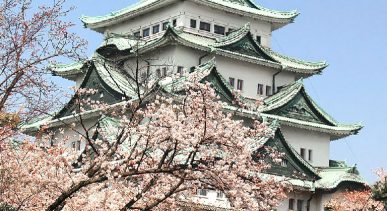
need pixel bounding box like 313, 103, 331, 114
258, 129, 320, 181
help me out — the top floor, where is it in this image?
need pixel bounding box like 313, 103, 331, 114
82, 0, 299, 48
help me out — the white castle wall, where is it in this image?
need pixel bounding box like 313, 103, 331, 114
281, 125, 331, 167
106, 1, 272, 47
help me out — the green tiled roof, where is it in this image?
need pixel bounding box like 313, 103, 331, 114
97, 25, 327, 75
50, 60, 88, 80
316, 166, 367, 190
81, 0, 298, 31
262, 80, 362, 139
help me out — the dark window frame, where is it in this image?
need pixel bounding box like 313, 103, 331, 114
256, 35, 262, 44
237, 79, 243, 91
308, 149, 313, 162
199, 21, 211, 32
229, 77, 235, 87
152, 24, 160, 34
266, 85, 272, 96
257, 83, 264, 95
214, 24, 225, 35
190, 19, 197, 28
289, 198, 295, 210
172, 19, 177, 27
177, 66, 184, 76
142, 28, 150, 37
297, 199, 304, 211
300, 148, 306, 159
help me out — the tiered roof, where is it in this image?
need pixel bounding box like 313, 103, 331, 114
95, 24, 328, 76
21, 59, 366, 192
81, 0, 298, 32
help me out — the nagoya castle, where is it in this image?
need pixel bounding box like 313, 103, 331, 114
22, 0, 367, 210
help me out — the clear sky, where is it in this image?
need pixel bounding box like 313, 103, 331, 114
54, 0, 387, 182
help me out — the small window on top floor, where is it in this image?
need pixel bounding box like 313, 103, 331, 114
237, 79, 243, 91
229, 77, 235, 88
199, 21, 211, 32
152, 24, 160, 34
214, 25, 225, 35
256, 35, 262, 44
133, 31, 141, 38
190, 19, 197, 28
142, 28, 150, 37
266, 85, 272, 96
172, 19, 177, 27
300, 148, 306, 159
162, 21, 169, 30
177, 66, 184, 77
257, 83, 263, 95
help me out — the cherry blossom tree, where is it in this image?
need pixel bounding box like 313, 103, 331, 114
1, 76, 288, 210
0, 0, 86, 122
0, 1, 289, 210
325, 170, 387, 211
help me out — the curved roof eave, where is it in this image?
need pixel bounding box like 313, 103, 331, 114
81, 0, 298, 32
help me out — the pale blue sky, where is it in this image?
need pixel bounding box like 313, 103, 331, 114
53, 0, 387, 182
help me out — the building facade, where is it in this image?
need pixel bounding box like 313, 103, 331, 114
23, 0, 367, 210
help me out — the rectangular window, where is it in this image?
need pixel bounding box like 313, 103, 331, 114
257, 84, 264, 95
72, 141, 81, 151
162, 22, 169, 30
200, 21, 211, 32
152, 24, 160, 34
162, 67, 167, 77
190, 19, 197, 28
172, 19, 177, 27
237, 79, 243, 91
156, 69, 161, 78
177, 66, 184, 77
308, 149, 313, 162
198, 189, 207, 196
289, 198, 295, 210
216, 190, 224, 198
297, 200, 303, 211
133, 31, 141, 38
300, 148, 306, 159
214, 25, 225, 35
280, 159, 288, 167
256, 35, 262, 44
142, 28, 150, 37
266, 85, 272, 96
229, 77, 235, 87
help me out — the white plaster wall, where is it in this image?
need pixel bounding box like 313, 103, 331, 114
122, 45, 296, 100
281, 125, 331, 167
48, 118, 99, 153
277, 191, 319, 211
106, 1, 272, 47
213, 56, 295, 99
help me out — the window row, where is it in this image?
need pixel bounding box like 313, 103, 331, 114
229, 77, 243, 91
257, 83, 272, 96
289, 198, 309, 211
190, 19, 262, 43
197, 189, 225, 199
133, 19, 177, 38
155, 66, 185, 78
300, 148, 313, 162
